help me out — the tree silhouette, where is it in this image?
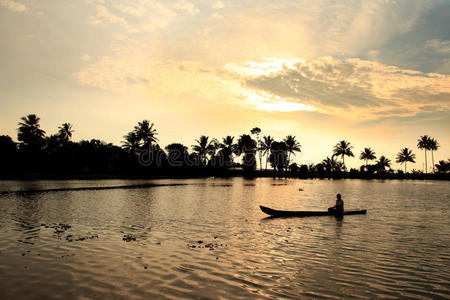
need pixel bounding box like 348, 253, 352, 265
261, 135, 274, 170
0, 135, 17, 171
122, 132, 141, 154
165, 143, 189, 167
377, 155, 391, 173
237, 134, 257, 171
251, 127, 262, 170
192, 135, 216, 166
284, 135, 301, 170
417, 135, 430, 174
269, 141, 287, 172
322, 156, 341, 178
435, 159, 449, 174
333, 140, 354, 170
219, 136, 236, 167
18, 114, 46, 150
360, 147, 376, 166
396, 148, 416, 173
58, 123, 74, 142
429, 137, 439, 173
134, 120, 158, 147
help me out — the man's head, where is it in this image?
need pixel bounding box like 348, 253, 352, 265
337, 194, 341, 200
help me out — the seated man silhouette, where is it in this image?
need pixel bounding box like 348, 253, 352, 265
328, 194, 344, 216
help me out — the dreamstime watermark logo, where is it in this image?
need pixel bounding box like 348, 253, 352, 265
135, 145, 284, 168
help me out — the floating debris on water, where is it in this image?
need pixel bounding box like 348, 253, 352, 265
123, 234, 136, 242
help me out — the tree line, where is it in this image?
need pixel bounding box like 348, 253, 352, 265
0, 114, 448, 179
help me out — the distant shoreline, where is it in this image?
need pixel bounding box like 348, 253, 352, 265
1, 169, 448, 181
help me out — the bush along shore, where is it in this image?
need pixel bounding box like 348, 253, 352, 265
0, 114, 448, 180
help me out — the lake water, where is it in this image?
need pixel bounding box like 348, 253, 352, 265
0, 178, 448, 299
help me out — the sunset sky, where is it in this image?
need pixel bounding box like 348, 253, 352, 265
1, 0, 449, 170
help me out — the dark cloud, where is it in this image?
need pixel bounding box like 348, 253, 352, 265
369, 1, 450, 74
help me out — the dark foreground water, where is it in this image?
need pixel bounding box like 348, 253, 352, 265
0, 178, 448, 299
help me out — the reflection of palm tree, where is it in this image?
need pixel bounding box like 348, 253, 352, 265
58, 123, 74, 141
360, 147, 376, 166
333, 140, 354, 169
261, 135, 274, 170
122, 132, 140, 154
396, 148, 416, 173
18, 114, 46, 149
377, 156, 391, 172
417, 135, 430, 174
134, 120, 158, 147
284, 135, 301, 169
192, 135, 216, 166
429, 138, 439, 173
251, 127, 262, 170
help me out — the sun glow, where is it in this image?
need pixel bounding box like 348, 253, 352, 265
225, 57, 305, 77
243, 90, 315, 112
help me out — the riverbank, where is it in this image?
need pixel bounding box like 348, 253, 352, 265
1, 169, 448, 181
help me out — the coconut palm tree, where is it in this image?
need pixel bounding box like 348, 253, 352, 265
322, 156, 340, 177
134, 120, 158, 147
435, 159, 449, 174
284, 135, 301, 168
377, 156, 391, 173
122, 132, 141, 154
417, 135, 430, 174
219, 136, 236, 166
261, 135, 274, 170
58, 123, 74, 141
359, 147, 376, 166
17, 114, 46, 150
192, 135, 216, 166
333, 140, 354, 170
396, 148, 416, 173
429, 137, 439, 173
251, 127, 262, 170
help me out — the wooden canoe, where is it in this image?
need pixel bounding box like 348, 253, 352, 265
260, 205, 367, 217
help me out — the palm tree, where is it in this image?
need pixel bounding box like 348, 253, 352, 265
219, 136, 236, 166
17, 114, 46, 149
192, 135, 216, 166
284, 135, 302, 169
261, 135, 274, 170
122, 132, 141, 154
377, 156, 391, 173
417, 135, 430, 174
429, 138, 439, 173
134, 120, 158, 147
333, 140, 354, 170
360, 147, 376, 166
435, 159, 449, 174
396, 148, 416, 173
322, 156, 340, 178
207, 138, 219, 162
58, 123, 74, 141
251, 127, 262, 170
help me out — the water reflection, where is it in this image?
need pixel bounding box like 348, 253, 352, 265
0, 178, 448, 299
